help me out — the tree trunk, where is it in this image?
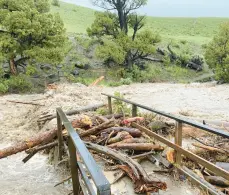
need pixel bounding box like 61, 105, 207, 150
85, 142, 167, 193
80, 120, 115, 137
126, 51, 133, 69
9, 58, 17, 75
116, 1, 128, 34
101, 127, 142, 137
108, 143, 164, 151
0, 129, 57, 159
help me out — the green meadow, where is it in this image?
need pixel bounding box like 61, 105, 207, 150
51, 1, 229, 45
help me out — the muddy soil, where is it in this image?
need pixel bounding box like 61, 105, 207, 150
0, 82, 228, 195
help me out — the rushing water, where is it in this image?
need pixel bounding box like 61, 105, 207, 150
0, 144, 71, 195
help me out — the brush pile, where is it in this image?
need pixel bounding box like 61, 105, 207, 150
0, 110, 170, 194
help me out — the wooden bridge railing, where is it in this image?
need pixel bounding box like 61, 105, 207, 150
102, 93, 229, 195
56, 108, 111, 195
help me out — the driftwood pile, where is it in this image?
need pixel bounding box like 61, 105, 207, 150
0, 112, 168, 194
1, 105, 228, 194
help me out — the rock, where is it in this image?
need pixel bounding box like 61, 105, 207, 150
71, 69, 79, 76
40, 64, 52, 71
148, 121, 169, 131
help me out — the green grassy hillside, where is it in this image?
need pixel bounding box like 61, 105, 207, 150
51, 1, 229, 45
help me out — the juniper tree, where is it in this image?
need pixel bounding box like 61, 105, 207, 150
87, 0, 160, 68
0, 0, 67, 75
205, 22, 229, 82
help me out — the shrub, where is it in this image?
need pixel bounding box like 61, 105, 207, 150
180, 40, 187, 45
113, 92, 131, 115
120, 78, 132, 85
0, 82, 8, 94
52, 0, 60, 7
26, 65, 38, 76
5, 75, 33, 93
205, 22, 229, 82
96, 107, 109, 115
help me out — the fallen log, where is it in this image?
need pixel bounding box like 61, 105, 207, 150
121, 117, 144, 125
37, 103, 106, 123
107, 132, 133, 144
205, 176, 229, 187
132, 151, 155, 159
7, 100, 44, 106
152, 153, 173, 169
95, 116, 109, 123
80, 120, 115, 137
142, 56, 164, 63
108, 143, 164, 151
192, 143, 227, 154
109, 138, 148, 147
86, 142, 140, 179
111, 171, 126, 184
23, 141, 58, 163
0, 129, 57, 159
71, 115, 92, 129
89, 76, 105, 87
101, 127, 142, 137
104, 114, 123, 119
85, 142, 167, 193
54, 176, 72, 187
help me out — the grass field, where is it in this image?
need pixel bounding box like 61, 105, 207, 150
50, 1, 229, 83
51, 1, 229, 45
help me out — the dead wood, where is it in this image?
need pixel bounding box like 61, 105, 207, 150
152, 153, 173, 169
7, 100, 44, 106
101, 127, 142, 137
54, 176, 72, 187
107, 132, 133, 144
85, 142, 140, 179
104, 114, 123, 119
71, 116, 92, 129
132, 151, 155, 159
23, 141, 58, 163
192, 143, 227, 154
118, 165, 167, 193
37, 103, 105, 123
80, 120, 115, 137
109, 143, 164, 151
111, 171, 126, 184
95, 116, 109, 123
121, 117, 144, 125
108, 138, 148, 147
0, 129, 57, 159
89, 76, 105, 87
205, 176, 229, 187
142, 57, 164, 63
105, 130, 116, 145
85, 142, 167, 193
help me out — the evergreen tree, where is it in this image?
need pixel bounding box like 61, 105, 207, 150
205, 22, 229, 82
0, 0, 67, 75
87, 0, 160, 68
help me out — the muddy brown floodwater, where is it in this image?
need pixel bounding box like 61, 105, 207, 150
0, 82, 228, 194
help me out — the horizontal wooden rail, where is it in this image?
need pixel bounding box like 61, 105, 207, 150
56, 108, 110, 195
132, 123, 229, 181
102, 93, 229, 139
103, 93, 229, 194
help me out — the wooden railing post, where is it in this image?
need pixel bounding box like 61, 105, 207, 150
68, 138, 80, 195
57, 111, 63, 161
108, 97, 112, 114
132, 104, 137, 117
175, 121, 183, 165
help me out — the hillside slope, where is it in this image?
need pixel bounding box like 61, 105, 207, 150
51, 1, 229, 44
